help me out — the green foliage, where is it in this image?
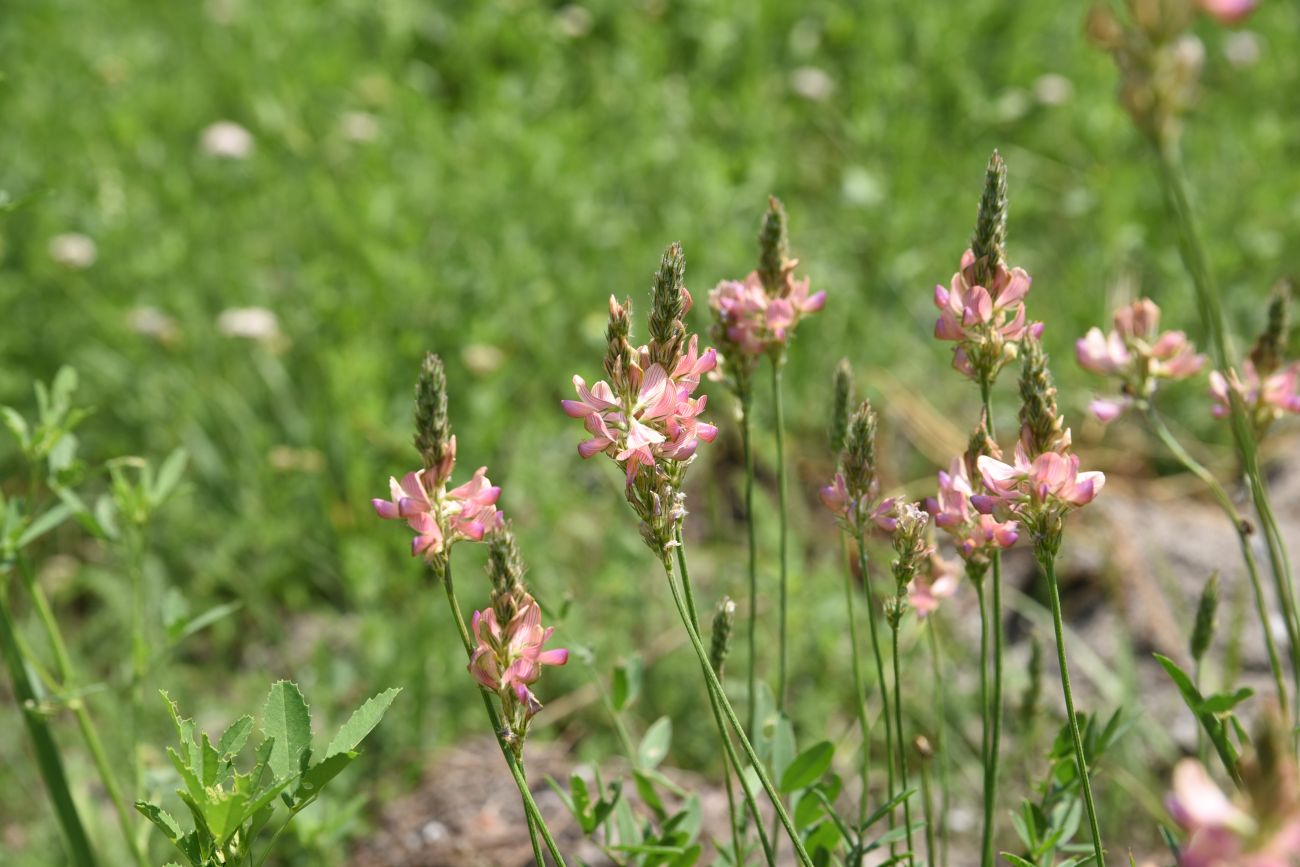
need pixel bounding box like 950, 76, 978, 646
136, 683, 398, 867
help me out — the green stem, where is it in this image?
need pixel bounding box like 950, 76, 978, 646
772, 362, 790, 713
890, 622, 915, 862
0, 586, 98, 866
1039, 549, 1106, 867
1151, 143, 1300, 722
841, 534, 872, 829
16, 557, 147, 867
977, 377, 1003, 867
927, 620, 950, 867
742, 392, 759, 744
661, 546, 814, 867
519, 761, 546, 867
1146, 409, 1291, 712
973, 576, 992, 866
675, 539, 777, 867
856, 523, 897, 836
438, 561, 567, 866
918, 750, 936, 867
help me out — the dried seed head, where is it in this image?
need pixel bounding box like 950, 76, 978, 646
830, 359, 854, 456
1250, 278, 1292, 377
604, 295, 634, 393
843, 400, 878, 501
648, 242, 688, 370
970, 151, 1009, 290
709, 596, 736, 674
1190, 571, 1219, 663
414, 352, 454, 482
1018, 337, 1070, 458
758, 196, 790, 296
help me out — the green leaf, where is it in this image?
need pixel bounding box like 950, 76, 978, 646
570, 773, 595, 833
217, 716, 253, 758
780, 740, 834, 793
326, 687, 400, 756
170, 601, 243, 645
1001, 855, 1037, 867
1, 407, 30, 449
1198, 687, 1254, 715
295, 751, 357, 802
634, 769, 667, 820
200, 734, 220, 787
17, 502, 74, 548
1154, 653, 1239, 778
135, 801, 183, 842
611, 655, 643, 711
201, 789, 249, 843
150, 447, 189, 507
770, 713, 796, 784
638, 716, 672, 770
262, 680, 313, 780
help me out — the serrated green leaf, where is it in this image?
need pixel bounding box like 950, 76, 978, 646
200, 733, 220, 787
780, 740, 834, 793
201, 789, 249, 843
167, 747, 205, 809
135, 801, 183, 841
638, 716, 672, 770
295, 751, 356, 802
326, 687, 400, 756
217, 715, 254, 758
262, 680, 313, 780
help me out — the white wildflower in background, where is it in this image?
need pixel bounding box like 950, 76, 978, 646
217, 306, 280, 341
200, 121, 254, 159
790, 67, 834, 102
1033, 73, 1073, 106
340, 111, 379, 142
1224, 31, 1261, 68
554, 5, 593, 38
48, 233, 97, 269
127, 306, 181, 344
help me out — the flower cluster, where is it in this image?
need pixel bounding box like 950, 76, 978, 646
884, 503, 935, 626
1076, 298, 1206, 421
934, 249, 1041, 381
564, 245, 719, 554
469, 593, 569, 733
1166, 759, 1300, 867
708, 198, 825, 392
820, 400, 898, 533
372, 460, 504, 560
1210, 361, 1300, 430
926, 456, 1020, 562
907, 552, 960, 619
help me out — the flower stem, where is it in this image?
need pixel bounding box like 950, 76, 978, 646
1151, 144, 1300, 724
772, 361, 790, 713
855, 523, 897, 836
0, 585, 98, 866
661, 545, 814, 867
519, 761, 547, 867
841, 534, 872, 828
1038, 548, 1106, 867
973, 575, 992, 865
438, 561, 568, 866
977, 377, 1003, 867
1145, 408, 1291, 713
742, 391, 760, 744
918, 746, 936, 867
890, 622, 915, 862
927, 620, 950, 867
673, 539, 776, 866
15, 556, 147, 867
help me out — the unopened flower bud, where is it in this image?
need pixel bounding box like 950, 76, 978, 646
758, 196, 790, 296
414, 353, 454, 482
830, 359, 853, 456
969, 151, 1008, 289
604, 295, 634, 393
1190, 571, 1219, 663
1250, 279, 1292, 377
709, 596, 736, 674
648, 242, 688, 370
843, 401, 878, 501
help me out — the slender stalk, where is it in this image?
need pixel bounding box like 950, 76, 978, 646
1146, 409, 1291, 711
0, 587, 98, 866
977, 377, 1003, 867
126, 529, 148, 804
742, 391, 760, 743
1152, 144, 1300, 720
438, 561, 567, 866
1039, 549, 1106, 867
670, 538, 769, 863
855, 523, 897, 834
927, 620, 950, 867
841, 535, 872, 828
519, 762, 547, 867
973, 575, 992, 863
675, 539, 778, 867
661, 547, 814, 867
890, 623, 916, 861
918, 748, 936, 867
772, 362, 790, 712
16, 557, 147, 867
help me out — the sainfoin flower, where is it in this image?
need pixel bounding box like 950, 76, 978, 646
1198, 0, 1258, 26
1166, 759, 1300, 867
933, 250, 1042, 380
907, 553, 961, 618
708, 270, 825, 361
819, 472, 898, 532
372, 455, 504, 560
925, 457, 1019, 560
1076, 298, 1206, 422
564, 329, 718, 485
1209, 360, 1300, 426
973, 442, 1105, 515
469, 595, 568, 720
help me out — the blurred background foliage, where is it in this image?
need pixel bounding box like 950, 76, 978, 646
2, 0, 1298, 863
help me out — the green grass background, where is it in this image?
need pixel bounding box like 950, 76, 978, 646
2, 0, 1299, 863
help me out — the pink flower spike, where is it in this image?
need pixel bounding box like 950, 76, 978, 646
1199, 0, 1257, 25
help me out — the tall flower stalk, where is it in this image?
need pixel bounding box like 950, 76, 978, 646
929, 151, 1037, 865
571, 243, 815, 865
976, 337, 1108, 866
373, 353, 568, 865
